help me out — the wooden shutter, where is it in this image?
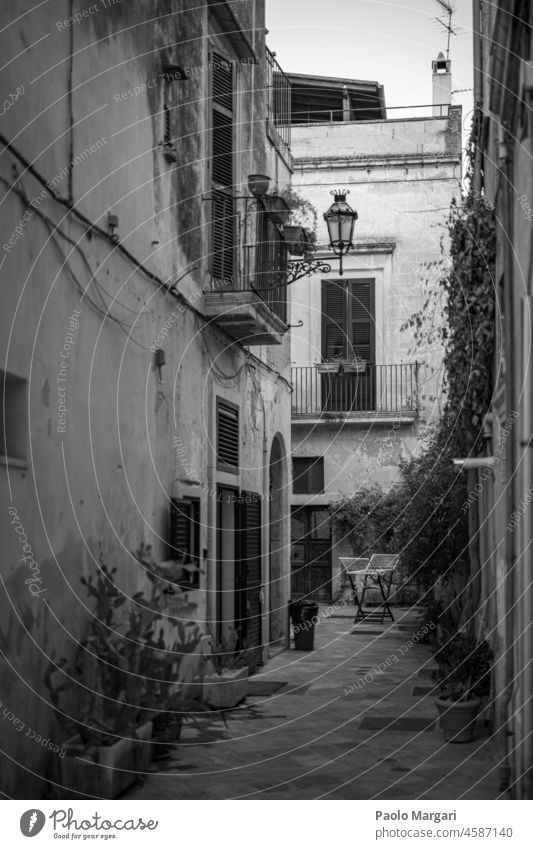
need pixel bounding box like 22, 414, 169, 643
212, 110, 233, 187
212, 54, 233, 112
211, 53, 234, 278
211, 190, 234, 280
170, 499, 192, 560
240, 492, 262, 668
321, 281, 348, 359
216, 399, 239, 472
349, 279, 375, 362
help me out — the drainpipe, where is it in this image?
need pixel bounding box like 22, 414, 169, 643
520, 295, 533, 798
68, 0, 74, 202
472, 0, 483, 199
500, 133, 517, 795
206, 374, 216, 636
261, 409, 269, 664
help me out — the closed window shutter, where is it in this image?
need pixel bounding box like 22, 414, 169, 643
212, 110, 233, 187
170, 499, 192, 559
240, 493, 262, 662
212, 54, 233, 112
322, 281, 348, 359
211, 52, 234, 278
349, 279, 375, 362
216, 400, 239, 471
212, 190, 234, 279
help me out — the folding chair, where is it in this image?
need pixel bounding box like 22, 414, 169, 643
340, 554, 399, 624
365, 553, 399, 624
339, 557, 369, 623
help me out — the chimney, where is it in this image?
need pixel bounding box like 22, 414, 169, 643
432, 52, 451, 116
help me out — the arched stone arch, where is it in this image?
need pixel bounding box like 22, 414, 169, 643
268, 432, 290, 645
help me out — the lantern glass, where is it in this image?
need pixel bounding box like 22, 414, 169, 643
324, 192, 358, 254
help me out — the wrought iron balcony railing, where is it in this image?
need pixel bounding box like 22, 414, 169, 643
291, 363, 419, 417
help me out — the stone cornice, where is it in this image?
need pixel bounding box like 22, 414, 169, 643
293, 152, 461, 171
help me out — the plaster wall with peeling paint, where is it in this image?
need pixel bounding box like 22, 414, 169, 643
0, 0, 291, 797
288, 106, 462, 600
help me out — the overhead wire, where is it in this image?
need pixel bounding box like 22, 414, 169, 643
0, 131, 294, 385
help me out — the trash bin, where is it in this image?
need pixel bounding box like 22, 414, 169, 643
289, 599, 320, 651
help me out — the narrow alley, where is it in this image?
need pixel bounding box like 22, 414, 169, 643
128, 607, 499, 800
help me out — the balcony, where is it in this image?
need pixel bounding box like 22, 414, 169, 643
291, 364, 419, 424
204, 287, 288, 346
204, 194, 289, 346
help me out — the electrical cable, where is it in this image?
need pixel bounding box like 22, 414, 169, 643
0, 131, 294, 384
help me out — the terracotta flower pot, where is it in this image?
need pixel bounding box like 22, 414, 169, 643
435, 697, 480, 743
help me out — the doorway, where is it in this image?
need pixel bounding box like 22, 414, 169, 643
290, 506, 332, 601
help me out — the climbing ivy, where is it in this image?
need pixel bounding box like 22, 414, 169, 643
333, 114, 496, 599
408, 114, 496, 455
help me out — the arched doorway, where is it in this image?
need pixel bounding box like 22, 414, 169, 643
268, 433, 289, 645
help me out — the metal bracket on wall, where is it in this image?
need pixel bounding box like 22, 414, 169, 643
286, 259, 332, 284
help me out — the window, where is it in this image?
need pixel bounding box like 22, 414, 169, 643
322, 278, 376, 362
321, 279, 376, 412
211, 53, 235, 281
216, 398, 239, 472
293, 457, 324, 494
170, 497, 200, 586
1, 370, 27, 464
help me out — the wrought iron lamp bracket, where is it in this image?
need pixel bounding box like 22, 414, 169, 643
286, 258, 332, 284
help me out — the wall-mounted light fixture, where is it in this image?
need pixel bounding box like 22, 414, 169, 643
323, 190, 358, 276
155, 348, 166, 382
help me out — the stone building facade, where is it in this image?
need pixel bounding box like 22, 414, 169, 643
288, 69, 462, 601
0, 0, 292, 796
471, 0, 533, 800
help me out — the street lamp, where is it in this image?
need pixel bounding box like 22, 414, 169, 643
323, 190, 358, 276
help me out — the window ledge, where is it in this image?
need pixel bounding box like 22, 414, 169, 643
0, 455, 28, 470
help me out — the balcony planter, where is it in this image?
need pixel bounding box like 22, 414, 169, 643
317, 358, 366, 375
283, 225, 309, 256
203, 667, 249, 709
317, 362, 341, 374
262, 194, 291, 226
435, 697, 481, 743
60, 721, 153, 799
342, 358, 366, 374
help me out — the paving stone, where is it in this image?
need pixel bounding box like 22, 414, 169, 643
126, 607, 499, 800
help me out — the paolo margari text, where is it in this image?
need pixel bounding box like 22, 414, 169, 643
376, 810, 457, 823
49, 808, 158, 837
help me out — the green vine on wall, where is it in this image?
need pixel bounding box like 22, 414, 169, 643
332, 113, 496, 599
407, 113, 496, 455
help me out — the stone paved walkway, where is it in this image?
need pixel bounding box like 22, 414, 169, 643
126, 606, 500, 800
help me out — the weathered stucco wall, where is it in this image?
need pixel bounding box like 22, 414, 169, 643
0, 0, 291, 797
289, 109, 462, 595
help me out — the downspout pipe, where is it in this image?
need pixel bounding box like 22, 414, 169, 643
520, 295, 533, 798
501, 137, 517, 796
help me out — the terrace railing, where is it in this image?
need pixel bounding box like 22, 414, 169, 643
291, 363, 419, 417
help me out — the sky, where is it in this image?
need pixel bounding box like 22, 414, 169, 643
266, 0, 474, 136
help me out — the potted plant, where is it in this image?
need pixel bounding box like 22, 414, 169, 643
317, 354, 366, 375
262, 194, 291, 225
342, 355, 367, 374
202, 630, 249, 709
283, 225, 310, 257
434, 632, 493, 743
45, 554, 208, 795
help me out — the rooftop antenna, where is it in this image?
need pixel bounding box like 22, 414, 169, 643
433, 0, 460, 59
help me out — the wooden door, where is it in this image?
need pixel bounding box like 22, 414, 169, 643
290, 507, 332, 601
